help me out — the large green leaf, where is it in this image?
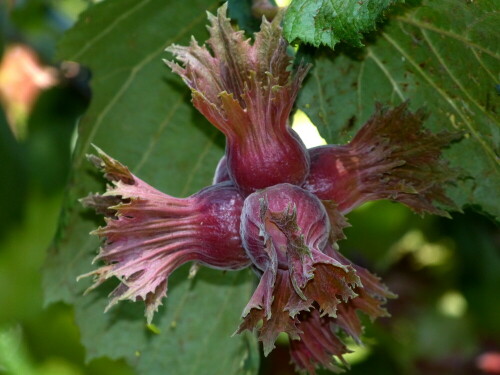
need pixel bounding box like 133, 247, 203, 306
298, 0, 500, 220
43, 0, 258, 373
283, 0, 404, 48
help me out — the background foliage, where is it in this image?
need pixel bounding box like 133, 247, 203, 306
0, 0, 498, 375
297, 0, 500, 220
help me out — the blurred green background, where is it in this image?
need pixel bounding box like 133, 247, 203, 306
0, 1, 498, 375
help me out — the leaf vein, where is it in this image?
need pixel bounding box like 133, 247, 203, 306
188, 273, 241, 375
421, 29, 498, 126
357, 59, 365, 117
70, 1, 151, 61
367, 48, 405, 101
397, 16, 500, 60
132, 96, 185, 174
382, 31, 499, 169
470, 48, 498, 81
312, 68, 328, 128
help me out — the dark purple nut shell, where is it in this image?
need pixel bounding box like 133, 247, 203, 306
240, 183, 330, 271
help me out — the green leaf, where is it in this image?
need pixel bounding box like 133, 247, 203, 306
298, 0, 500, 220
43, 0, 258, 374
283, 0, 404, 48
74, 267, 259, 375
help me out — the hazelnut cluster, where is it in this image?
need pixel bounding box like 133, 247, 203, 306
81, 5, 457, 373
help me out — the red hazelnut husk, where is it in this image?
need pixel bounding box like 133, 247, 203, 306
236, 183, 394, 373
166, 4, 310, 196
304, 103, 460, 215
79, 147, 250, 322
